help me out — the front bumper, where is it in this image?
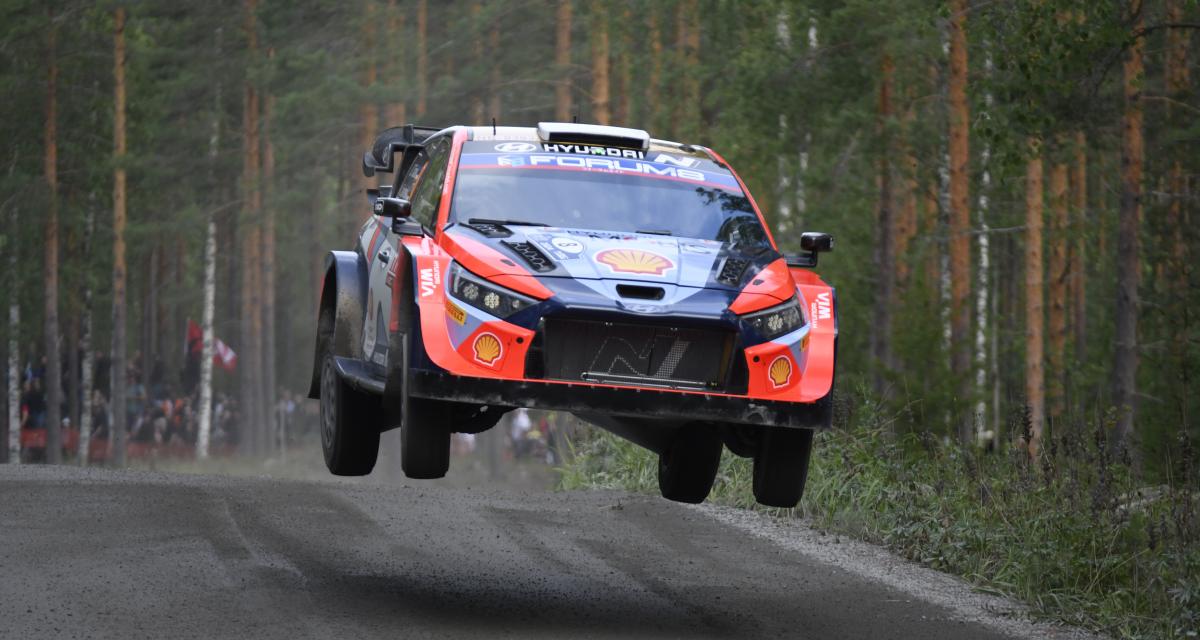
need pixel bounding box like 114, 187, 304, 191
408, 369, 830, 429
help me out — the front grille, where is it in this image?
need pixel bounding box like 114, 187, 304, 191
540, 318, 734, 391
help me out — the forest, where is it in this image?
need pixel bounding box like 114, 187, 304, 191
3, 0, 1196, 472
2, 0, 1198, 635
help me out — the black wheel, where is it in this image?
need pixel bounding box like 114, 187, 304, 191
657, 425, 724, 504
401, 398, 451, 479
319, 352, 381, 476
752, 427, 815, 508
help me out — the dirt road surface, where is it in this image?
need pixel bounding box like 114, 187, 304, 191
0, 465, 1097, 639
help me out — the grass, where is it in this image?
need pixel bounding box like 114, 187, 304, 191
558, 401, 1199, 639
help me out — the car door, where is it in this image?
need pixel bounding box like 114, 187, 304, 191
361, 136, 452, 370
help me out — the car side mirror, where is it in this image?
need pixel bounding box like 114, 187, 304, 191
373, 197, 411, 219
786, 232, 834, 268
800, 232, 834, 253
374, 197, 424, 236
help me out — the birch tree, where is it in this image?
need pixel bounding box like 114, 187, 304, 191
77, 197, 97, 465
197, 26, 222, 461
6, 199, 18, 465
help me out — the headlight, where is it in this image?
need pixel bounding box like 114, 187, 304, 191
448, 262, 536, 318
742, 295, 805, 340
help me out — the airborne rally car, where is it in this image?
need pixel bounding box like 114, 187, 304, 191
310, 122, 837, 507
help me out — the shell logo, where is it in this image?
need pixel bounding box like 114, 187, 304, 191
595, 249, 674, 276
768, 355, 792, 389
472, 332, 503, 366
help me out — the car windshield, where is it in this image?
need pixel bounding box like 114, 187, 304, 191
450, 148, 772, 252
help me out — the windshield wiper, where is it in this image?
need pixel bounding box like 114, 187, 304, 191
467, 217, 550, 227
636, 229, 673, 236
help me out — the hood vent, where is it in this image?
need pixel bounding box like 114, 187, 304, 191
463, 221, 512, 238
502, 241, 555, 272
717, 257, 750, 286
616, 284, 665, 301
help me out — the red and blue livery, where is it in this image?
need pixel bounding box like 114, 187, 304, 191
310, 122, 837, 507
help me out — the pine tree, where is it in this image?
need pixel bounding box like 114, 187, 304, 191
555, 0, 572, 121
1113, 1, 1144, 448
947, 0, 972, 444
43, 8, 62, 464
111, 6, 129, 467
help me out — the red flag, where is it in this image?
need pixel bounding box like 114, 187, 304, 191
187, 319, 203, 354
214, 339, 237, 372
187, 319, 237, 371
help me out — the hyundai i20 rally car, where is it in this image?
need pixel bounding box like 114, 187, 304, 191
309, 122, 837, 507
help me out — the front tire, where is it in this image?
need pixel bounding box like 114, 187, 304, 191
752, 427, 814, 508
319, 353, 381, 476
401, 398, 451, 479
657, 425, 723, 504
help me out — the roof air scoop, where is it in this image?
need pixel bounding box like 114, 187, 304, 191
537, 122, 650, 151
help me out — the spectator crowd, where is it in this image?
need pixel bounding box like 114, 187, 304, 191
4, 349, 314, 461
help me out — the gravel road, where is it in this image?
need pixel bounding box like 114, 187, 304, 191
0, 465, 1098, 639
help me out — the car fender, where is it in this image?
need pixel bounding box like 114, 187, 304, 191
790, 268, 838, 402
308, 250, 368, 399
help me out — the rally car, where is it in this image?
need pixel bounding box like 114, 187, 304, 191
309, 122, 837, 507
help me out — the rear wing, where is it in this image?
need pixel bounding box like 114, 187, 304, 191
362, 124, 442, 177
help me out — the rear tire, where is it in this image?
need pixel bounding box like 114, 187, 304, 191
319, 353, 381, 476
657, 426, 723, 504
752, 427, 814, 508
401, 398, 451, 479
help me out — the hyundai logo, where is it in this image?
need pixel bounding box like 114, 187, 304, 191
494, 142, 537, 153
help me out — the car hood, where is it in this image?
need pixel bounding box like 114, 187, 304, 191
447, 223, 782, 293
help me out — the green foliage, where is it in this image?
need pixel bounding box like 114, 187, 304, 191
560, 399, 1200, 638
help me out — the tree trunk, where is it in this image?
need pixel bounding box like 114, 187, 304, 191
947, 0, 971, 445
922, 181, 940, 294
197, 219, 217, 459
614, 7, 632, 125
673, 0, 700, 139
240, 0, 262, 456
145, 245, 159, 385
684, 2, 700, 130
385, 1, 406, 126
1113, 3, 1143, 447
488, 24, 501, 121
1070, 132, 1087, 367
44, 9, 62, 464
1165, 0, 1191, 434
6, 196, 19, 464
1025, 137, 1045, 460
896, 97, 918, 289
1047, 145, 1068, 425
198, 27, 222, 460
111, 6, 128, 467
590, 6, 610, 125
360, 1, 378, 193
66, 304, 79, 438
469, 2, 485, 124
871, 53, 895, 397
645, 9, 662, 131
77, 197, 96, 464
262, 82, 277, 458
976, 72, 993, 446
416, 0, 427, 117
555, 0, 573, 121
